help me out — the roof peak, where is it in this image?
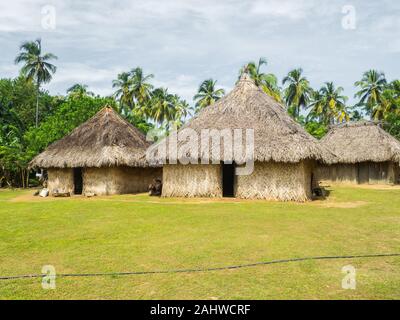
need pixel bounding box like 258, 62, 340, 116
238, 72, 253, 83
151, 70, 335, 164
100, 105, 115, 113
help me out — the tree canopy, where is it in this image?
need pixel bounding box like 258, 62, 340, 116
1, 42, 400, 188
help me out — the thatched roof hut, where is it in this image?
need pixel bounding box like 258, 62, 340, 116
150, 74, 335, 201
30, 106, 150, 168
316, 121, 400, 184
30, 107, 161, 195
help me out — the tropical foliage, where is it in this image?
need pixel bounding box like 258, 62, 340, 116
307, 82, 349, 125
282, 68, 312, 118
240, 58, 282, 102
0, 40, 192, 188
354, 70, 387, 120
67, 83, 94, 98
193, 79, 225, 113
1, 42, 400, 188
14, 38, 57, 127
112, 68, 191, 130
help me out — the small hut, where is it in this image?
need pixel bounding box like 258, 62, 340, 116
316, 121, 400, 185
149, 74, 335, 201
30, 107, 161, 195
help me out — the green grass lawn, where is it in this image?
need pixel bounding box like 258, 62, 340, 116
0, 186, 399, 300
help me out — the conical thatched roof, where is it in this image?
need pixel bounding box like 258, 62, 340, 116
150, 74, 335, 164
29, 107, 151, 168
320, 121, 400, 164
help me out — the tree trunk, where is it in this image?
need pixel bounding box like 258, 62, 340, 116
21, 169, 25, 188
36, 81, 40, 127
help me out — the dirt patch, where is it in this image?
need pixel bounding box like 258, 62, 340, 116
320, 183, 400, 190
8, 189, 372, 207
355, 184, 400, 190
10, 193, 76, 202
8, 192, 369, 207
9, 193, 265, 205
313, 200, 368, 208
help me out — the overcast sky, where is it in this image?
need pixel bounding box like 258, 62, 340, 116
0, 0, 399, 105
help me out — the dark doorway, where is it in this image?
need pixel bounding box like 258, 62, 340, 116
222, 162, 235, 197
311, 173, 315, 190
73, 168, 83, 195
358, 162, 369, 184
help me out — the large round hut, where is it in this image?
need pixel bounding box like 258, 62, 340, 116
30, 107, 161, 196
148, 74, 335, 201
315, 121, 400, 185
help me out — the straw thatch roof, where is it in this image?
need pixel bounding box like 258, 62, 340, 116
29, 107, 151, 168
150, 74, 336, 164
320, 121, 400, 164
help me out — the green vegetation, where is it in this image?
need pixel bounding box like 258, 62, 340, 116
307, 82, 349, 125
1, 40, 400, 189
193, 79, 225, 113
0, 40, 192, 188
355, 70, 388, 120
282, 68, 311, 118
14, 38, 57, 128
0, 186, 399, 299
240, 57, 282, 102
112, 67, 191, 129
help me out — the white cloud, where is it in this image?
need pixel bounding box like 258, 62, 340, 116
250, 0, 312, 19
0, 64, 19, 75
369, 14, 400, 33
1, 0, 399, 105
153, 74, 198, 103
50, 63, 119, 84
46, 63, 123, 95
0, 1, 39, 32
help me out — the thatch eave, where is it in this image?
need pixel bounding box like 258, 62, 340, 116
29, 107, 152, 169
320, 121, 400, 165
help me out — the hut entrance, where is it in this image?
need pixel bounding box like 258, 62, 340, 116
357, 162, 390, 184
395, 164, 400, 184
73, 168, 83, 195
357, 162, 369, 184
222, 162, 235, 197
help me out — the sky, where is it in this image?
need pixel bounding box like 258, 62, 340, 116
0, 0, 399, 105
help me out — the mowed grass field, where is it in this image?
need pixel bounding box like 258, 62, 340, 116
0, 185, 399, 300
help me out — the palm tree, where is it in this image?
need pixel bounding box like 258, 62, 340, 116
390, 80, 400, 98
67, 84, 94, 98
375, 91, 393, 120
239, 57, 282, 102
376, 81, 400, 120
282, 68, 312, 118
112, 68, 154, 117
14, 38, 57, 127
308, 82, 349, 125
193, 79, 225, 112
307, 90, 325, 123
112, 72, 133, 113
170, 96, 191, 129
130, 67, 154, 107
354, 70, 387, 120
150, 88, 175, 126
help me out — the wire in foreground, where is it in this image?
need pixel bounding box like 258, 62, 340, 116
0, 253, 399, 281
